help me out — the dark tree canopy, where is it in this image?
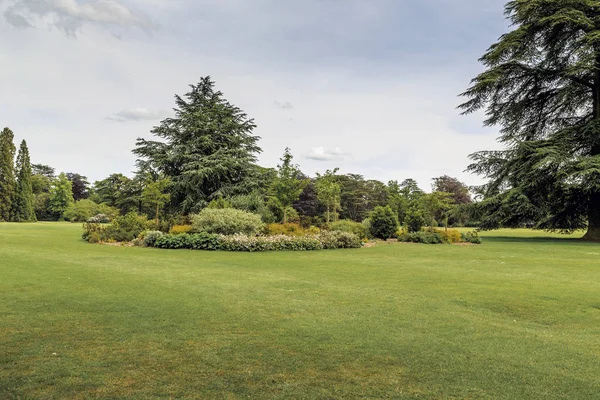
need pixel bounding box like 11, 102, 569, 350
460, 0, 600, 240
66, 173, 90, 201
133, 76, 262, 214
432, 175, 472, 205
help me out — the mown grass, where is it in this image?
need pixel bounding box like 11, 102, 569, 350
1, 223, 599, 399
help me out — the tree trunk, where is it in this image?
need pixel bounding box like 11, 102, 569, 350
584, 185, 600, 241
326, 207, 330, 224
283, 207, 287, 224
155, 203, 159, 225
586, 53, 600, 241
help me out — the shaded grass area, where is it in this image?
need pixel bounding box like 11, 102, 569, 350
1, 223, 599, 399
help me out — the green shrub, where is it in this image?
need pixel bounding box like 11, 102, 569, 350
398, 231, 446, 244
318, 231, 363, 249
143, 231, 164, 247
64, 199, 119, 223
329, 220, 369, 239
229, 192, 277, 223
369, 206, 399, 240
192, 208, 264, 236
83, 212, 149, 243
217, 234, 324, 252
153, 233, 220, 250
405, 207, 426, 233
82, 222, 108, 243
461, 231, 482, 244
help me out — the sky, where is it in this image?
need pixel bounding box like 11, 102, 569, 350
0, 0, 509, 190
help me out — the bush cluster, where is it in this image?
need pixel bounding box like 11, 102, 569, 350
461, 231, 482, 244
154, 232, 220, 250
82, 212, 149, 243
369, 206, 399, 240
397, 229, 482, 245
329, 220, 369, 240
192, 208, 264, 236
142, 231, 362, 252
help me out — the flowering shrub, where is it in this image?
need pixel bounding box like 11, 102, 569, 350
218, 234, 324, 252
318, 231, 363, 249
192, 208, 264, 235
88, 214, 111, 223
143, 231, 164, 247
143, 231, 362, 252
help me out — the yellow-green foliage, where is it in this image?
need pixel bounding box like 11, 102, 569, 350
170, 225, 193, 235
436, 228, 462, 244
266, 223, 306, 236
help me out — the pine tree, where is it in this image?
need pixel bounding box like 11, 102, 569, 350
13, 140, 36, 222
0, 127, 16, 222
133, 76, 262, 214
49, 173, 74, 220
460, 0, 600, 240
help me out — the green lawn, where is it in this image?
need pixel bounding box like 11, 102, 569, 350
1, 223, 599, 399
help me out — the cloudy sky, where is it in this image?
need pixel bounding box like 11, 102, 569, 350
0, 0, 508, 190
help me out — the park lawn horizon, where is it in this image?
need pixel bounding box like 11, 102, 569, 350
1, 223, 599, 399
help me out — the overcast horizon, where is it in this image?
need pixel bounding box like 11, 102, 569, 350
0, 0, 509, 190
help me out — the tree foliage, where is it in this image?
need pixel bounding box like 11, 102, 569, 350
459, 0, 600, 240
13, 140, 36, 222
271, 148, 307, 223
0, 127, 16, 221
66, 173, 90, 201
133, 76, 262, 214
49, 172, 74, 219
315, 169, 341, 223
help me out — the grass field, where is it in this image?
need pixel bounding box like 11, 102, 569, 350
1, 223, 599, 399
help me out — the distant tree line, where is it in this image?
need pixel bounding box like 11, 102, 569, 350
0, 77, 476, 231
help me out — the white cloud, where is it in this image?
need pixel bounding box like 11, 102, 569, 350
108, 108, 168, 122
306, 147, 351, 162
3, 0, 154, 35
273, 100, 293, 110
0, 0, 508, 188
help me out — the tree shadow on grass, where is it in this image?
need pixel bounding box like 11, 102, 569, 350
482, 235, 592, 245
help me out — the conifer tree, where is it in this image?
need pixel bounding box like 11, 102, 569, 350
0, 127, 16, 221
133, 76, 262, 214
13, 140, 36, 222
460, 0, 600, 240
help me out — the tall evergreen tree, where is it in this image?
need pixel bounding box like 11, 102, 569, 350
460, 0, 600, 240
133, 76, 262, 214
0, 127, 16, 221
13, 140, 36, 222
